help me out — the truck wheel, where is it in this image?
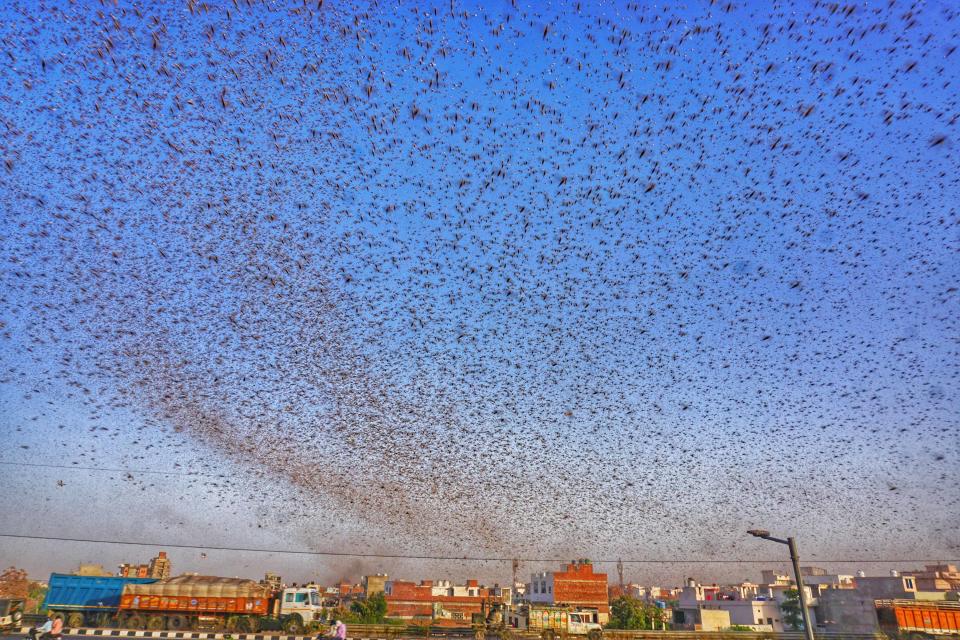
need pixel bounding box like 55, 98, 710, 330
542, 631, 556, 640
146, 616, 166, 631
125, 614, 145, 630
66, 612, 85, 629
224, 616, 240, 632
587, 630, 602, 640
283, 614, 304, 634
237, 617, 259, 633
167, 615, 188, 631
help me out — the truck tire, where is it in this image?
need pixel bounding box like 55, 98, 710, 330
66, 612, 85, 629
283, 614, 304, 634
237, 616, 259, 633
146, 616, 166, 631
125, 614, 145, 630
167, 615, 189, 631
587, 630, 602, 640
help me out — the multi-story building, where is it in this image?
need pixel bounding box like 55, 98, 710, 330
363, 574, 388, 597
261, 572, 282, 592
761, 570, 792, 586
895, 565, 960, 592
674, 579, 809, 632
74, 563, 112, 577
853, 574, 920, 600
384, 579, 503, 623
118, 551, 171, 579
526, 560, 609, 623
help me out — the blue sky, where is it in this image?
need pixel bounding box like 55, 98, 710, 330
0, 0, 958, 584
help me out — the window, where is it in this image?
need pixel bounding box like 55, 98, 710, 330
767, 618, 773, 625
533, 583, 538, 594
285, 593, 294, 603
758, 619, 763, 625
905, 578, 914, 589
295, 593, 307, 603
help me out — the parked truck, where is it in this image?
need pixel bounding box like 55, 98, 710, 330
506, 605, 602, 640
43, 573, 325, 633
876, 599, 960, 638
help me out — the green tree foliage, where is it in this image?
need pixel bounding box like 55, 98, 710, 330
350, 592, 388, 624
780, 589, 803, 630
608, 596, 666, 630
28, 581, 48, 613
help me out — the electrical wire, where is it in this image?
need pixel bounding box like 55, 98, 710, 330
0, 460, 226, 477
1, 461, 949, 490
0, 534, 953, 565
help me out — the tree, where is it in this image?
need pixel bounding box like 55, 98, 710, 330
28, 581, 48, 613
350, 592, 388, 624
0, 567, 29, 599
780, 589, 803, 630
608, 596, 663, 630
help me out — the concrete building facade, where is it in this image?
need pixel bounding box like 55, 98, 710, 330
118, 551, 171, 579
384, 579, 502, 624
527, 561, 609, 622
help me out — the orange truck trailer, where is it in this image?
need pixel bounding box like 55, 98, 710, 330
876, 600, 960, 638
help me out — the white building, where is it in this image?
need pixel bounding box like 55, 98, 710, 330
676, 580, 812, 632
527, 570, 555, 604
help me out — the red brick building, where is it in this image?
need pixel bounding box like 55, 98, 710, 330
384, 579, 502, 625
528, 561, 609, 623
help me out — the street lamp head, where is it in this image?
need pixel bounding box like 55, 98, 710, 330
747, 529, 770, 538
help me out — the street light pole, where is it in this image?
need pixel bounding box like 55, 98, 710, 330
787, 537, 816, 640
747, 530, 816, 640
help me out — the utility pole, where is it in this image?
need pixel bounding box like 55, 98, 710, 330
787, 537, 816, 640
747, 530, 815, 640
617, 559, 624, 589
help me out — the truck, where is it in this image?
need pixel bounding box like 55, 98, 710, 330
876, 599, 960, 638
43, 573, 159, 629
43, 573, 326, 633
0, 599, 25, 632
506, 605, 603, 640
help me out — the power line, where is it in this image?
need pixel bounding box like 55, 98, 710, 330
0, 460, 226, 477
0, 534, 953, 565
1, 461, 949, 490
